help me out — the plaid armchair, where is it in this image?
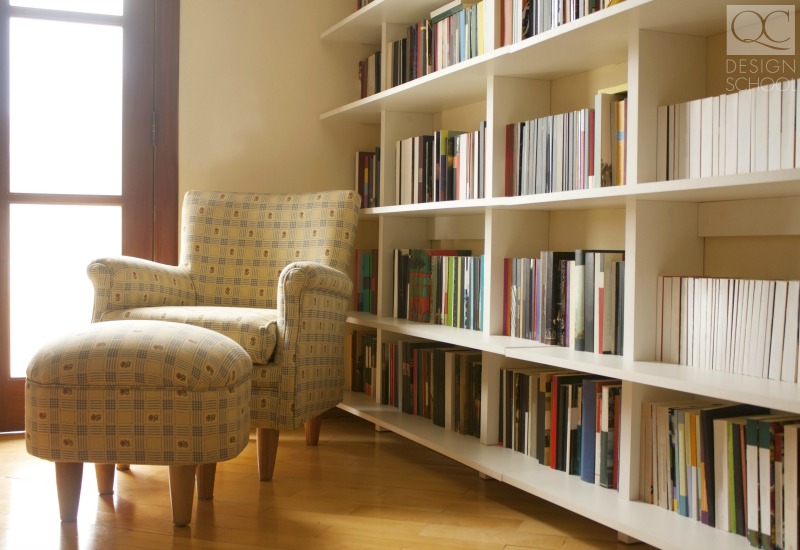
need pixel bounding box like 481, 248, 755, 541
87, 189, 360, 480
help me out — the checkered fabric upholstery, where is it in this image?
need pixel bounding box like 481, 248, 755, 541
25, 320, 252, 465
87, 190, 360, 430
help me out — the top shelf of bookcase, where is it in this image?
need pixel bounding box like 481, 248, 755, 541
322, 0, 447, 44
322, 0, 789, 47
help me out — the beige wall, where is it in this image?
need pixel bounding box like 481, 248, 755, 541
179, 0, 378, 198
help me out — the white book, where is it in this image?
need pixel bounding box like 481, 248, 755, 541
725, 92, 739, 176
782, 280, 800, 383
733, 279, 745, 375
753, 85, 768, 172
656, 275, 665, 361
738, 87, 752, 174
713, 417, 731, 532
770, 280, 789, 380
668, 104, 677, 180
753, 281, 769, 379
711, 95, 721, 177
762, 281, 776, 379
657, 105, 668, 181
680, 277, 689, 364
695, 278, 708, 370
715, 278, 730, 372
768, 84, 782, 170
743, 280, 756, 377
661, 277, 676, 363
725, 279, 739, 372
689, 98, 702, 179
679, 101, 691, 180
669, 276, 681, 364
701, 96, 713, 177
781, 80, 797, 169
687, 278, 696, 366
395, 139, 402, 205
741, 279, 754, 377
784, 423, 800, 550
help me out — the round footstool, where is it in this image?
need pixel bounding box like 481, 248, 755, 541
24, 320, 252, 526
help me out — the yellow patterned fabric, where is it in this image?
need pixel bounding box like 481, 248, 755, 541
100, 306, 278, 364
25, 320, 252, 465
180, 190, 357, 308
87, 190, 360, 431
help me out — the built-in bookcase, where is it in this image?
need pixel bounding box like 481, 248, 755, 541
324, 1, 800, 548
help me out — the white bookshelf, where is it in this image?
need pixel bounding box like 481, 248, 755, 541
325, 0, 800, 548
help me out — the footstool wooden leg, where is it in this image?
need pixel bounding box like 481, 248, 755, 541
95, 464, 116, 495
304, 415, 322, 446
196, 463, 217, 500
168, 465, 196, 526
55, 462, 84, 522
257, 428, 279, 482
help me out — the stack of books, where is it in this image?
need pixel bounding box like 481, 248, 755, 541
385, 1, 485, 88
656, 80, 799, 181
656, 276, 800, 382
503, 250, 625, 355
396, 123, 486, 205
498, 367, 623, 489
394, 248, 483, 331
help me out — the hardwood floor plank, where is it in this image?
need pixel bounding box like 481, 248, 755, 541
0, 413, 655, 550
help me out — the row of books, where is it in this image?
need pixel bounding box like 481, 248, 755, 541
357, 50, 381, 99
500, 0, 623, 45
381, 340, 483, 437
640, 399, 800, 550
656, 277, 800, 383
505, 91, 627, 196
355, 148, 381, 208
396, 124, 486, 205
657, 81, 800, 182
353, 248, 378, 314
385, 1, 485, 89
394, 248, 484, 331
499, 367, 622, 489
503, 250, 625, 355
355, 0, 375, 9
350, 329, 377, 396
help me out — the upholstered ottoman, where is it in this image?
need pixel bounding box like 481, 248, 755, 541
24, 320, 252, 526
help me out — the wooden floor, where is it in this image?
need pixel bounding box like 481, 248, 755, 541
0, 411, 657, 550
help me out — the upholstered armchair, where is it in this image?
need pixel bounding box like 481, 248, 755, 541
87, 190, 360, 481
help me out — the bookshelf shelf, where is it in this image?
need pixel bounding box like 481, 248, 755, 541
505, 346, 800, 415
326, 0, 800, 547
340, 389, 759, 550
357, 169, 800, 218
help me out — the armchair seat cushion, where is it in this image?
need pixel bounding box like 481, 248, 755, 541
101, 306, 278, 364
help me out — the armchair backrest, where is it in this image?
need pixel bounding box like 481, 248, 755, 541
180, 190, 360, 309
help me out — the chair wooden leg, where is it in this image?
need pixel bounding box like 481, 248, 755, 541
256, 427, 279, 482
95, 464, 116, 495
168, 465, 196, 527
195, 463, 217, 500
304, 415, 322, 446
55, 462, 83, 522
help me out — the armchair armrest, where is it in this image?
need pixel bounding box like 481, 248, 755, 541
87, 256, 198, 323
273, 261, 354, 425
